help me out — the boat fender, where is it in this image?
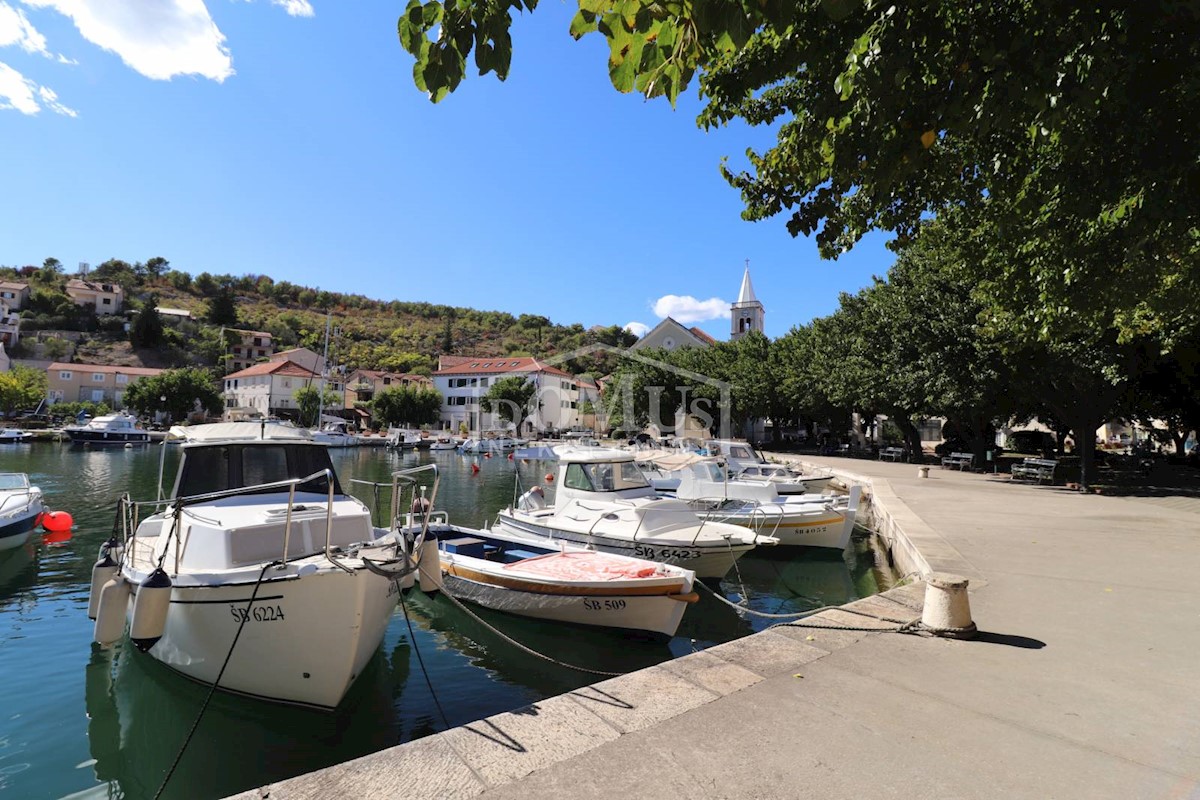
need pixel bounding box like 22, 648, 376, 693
544, 472, 554, 483
93, 577, 132, 646
129, 568, 173, 653
411, 497, 432, 517
417, 539, 443, 594
87, 550, 120, 620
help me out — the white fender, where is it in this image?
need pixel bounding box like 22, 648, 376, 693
417, 539, 443, 594
88, 551, 119, 620
93, 577, 131, 646
129, 568, 173, 652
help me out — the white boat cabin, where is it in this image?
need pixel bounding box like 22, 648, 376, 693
150, 423, 375, 572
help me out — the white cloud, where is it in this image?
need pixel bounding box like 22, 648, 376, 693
271, 0, 313, 17
652, 295, 731, 324
23, 0, 234, 81
624, 321, 650, 338
0, 2, 48, 55
0, 59, 74, 114
37, 81, 74, 115
0, 59, 38, 112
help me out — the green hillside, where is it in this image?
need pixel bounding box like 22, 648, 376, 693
2, 257, 636, 377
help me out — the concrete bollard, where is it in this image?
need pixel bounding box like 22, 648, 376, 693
917, 466, 930, 479
921, 573, 977, 638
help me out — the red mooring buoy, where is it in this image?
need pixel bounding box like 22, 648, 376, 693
471, 463, 480, 474
42, 510, 73, 533
544, 473, 554, 483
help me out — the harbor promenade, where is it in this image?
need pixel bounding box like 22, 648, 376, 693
233, 457, 1200, 799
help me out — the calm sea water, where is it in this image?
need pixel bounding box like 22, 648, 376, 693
0, 442, 890, 799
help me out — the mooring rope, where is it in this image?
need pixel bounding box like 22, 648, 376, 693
695, 578, 923, 633
399, 591, 451, 730
418, 562, 625, 678
155, 561, 276, 800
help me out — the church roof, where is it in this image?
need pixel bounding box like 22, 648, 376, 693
735, 267, 759, 305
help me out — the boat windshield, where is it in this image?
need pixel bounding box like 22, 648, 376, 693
563, 461, 649, 492
173, 443, 343, 499
0, 474, 29, 491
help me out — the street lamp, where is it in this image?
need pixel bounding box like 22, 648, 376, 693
160, 394, 168, 426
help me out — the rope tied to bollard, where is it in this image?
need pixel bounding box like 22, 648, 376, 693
695, 579, 926, 634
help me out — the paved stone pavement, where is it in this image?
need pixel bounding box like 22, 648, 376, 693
235, 456, 1200, 800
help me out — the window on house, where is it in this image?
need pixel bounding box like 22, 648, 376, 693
115, 374, 128, 384
92, 373, 105, 382
102, 298, 112, 305
383, 377, 391, 385
59, 371, 72, 380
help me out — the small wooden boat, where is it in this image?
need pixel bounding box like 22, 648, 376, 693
406, 517, 698, 638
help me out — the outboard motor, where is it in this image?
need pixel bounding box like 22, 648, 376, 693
517, 486, 546, 511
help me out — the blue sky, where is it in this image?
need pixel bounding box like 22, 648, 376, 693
0, 1, 895, 340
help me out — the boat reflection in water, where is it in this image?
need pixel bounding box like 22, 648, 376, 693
0, 541, 37, 606
82, 642, 404, 800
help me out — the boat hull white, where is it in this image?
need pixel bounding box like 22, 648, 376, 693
123, 559, 398, 709
0, 511, 40, 551
495, 512, 756, 579
702, 504, 854, 550
443, 572, 689, 638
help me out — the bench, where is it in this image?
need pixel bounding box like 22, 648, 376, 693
1010, 458, 1058, 484
941, 452, 974, 470
879, 447, 907, 462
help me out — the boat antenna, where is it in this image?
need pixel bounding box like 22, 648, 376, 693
316, 312, 331, 429
260, 419, 266, 440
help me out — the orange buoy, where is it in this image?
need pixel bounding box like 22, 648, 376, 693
507, 453, 514, 460
544, 472, 554, 483
471, 463, 480, 474
42, 510, 73, 533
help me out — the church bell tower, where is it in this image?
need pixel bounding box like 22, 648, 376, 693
730, 261, 764, 340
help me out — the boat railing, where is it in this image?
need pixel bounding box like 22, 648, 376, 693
390, 463, 441, 540
116, 470, 348, 574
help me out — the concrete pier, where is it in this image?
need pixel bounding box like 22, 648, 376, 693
231, 457, 1200, 799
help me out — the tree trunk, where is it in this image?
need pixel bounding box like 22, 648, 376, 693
1069, 414, 1103, 491
895, 416, 923, 463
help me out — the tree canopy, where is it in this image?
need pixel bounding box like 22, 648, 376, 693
481, 376, 537, 431
373, 384, 443, 428
122, 368, 223, 421
294, 385, 344, 428
398, 2, 1200, 343
0, 366, 47, 418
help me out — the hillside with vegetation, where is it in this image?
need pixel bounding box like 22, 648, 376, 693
2, 257, 636, 377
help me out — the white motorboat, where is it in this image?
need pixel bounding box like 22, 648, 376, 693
386, 428, 423, 449
64, 413, 150, 446
428, 436, 459, 451
391, 466, 697, 638
733, 463, 834, 495
0, 429, 33, 444
495, 447, 773, 579
671, 461, 860, 550
89, 422, 404, 710
701, 439, 833, 494
313, 419, 358, 448
460, 436, 518, 454
0, 473, 44, 551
